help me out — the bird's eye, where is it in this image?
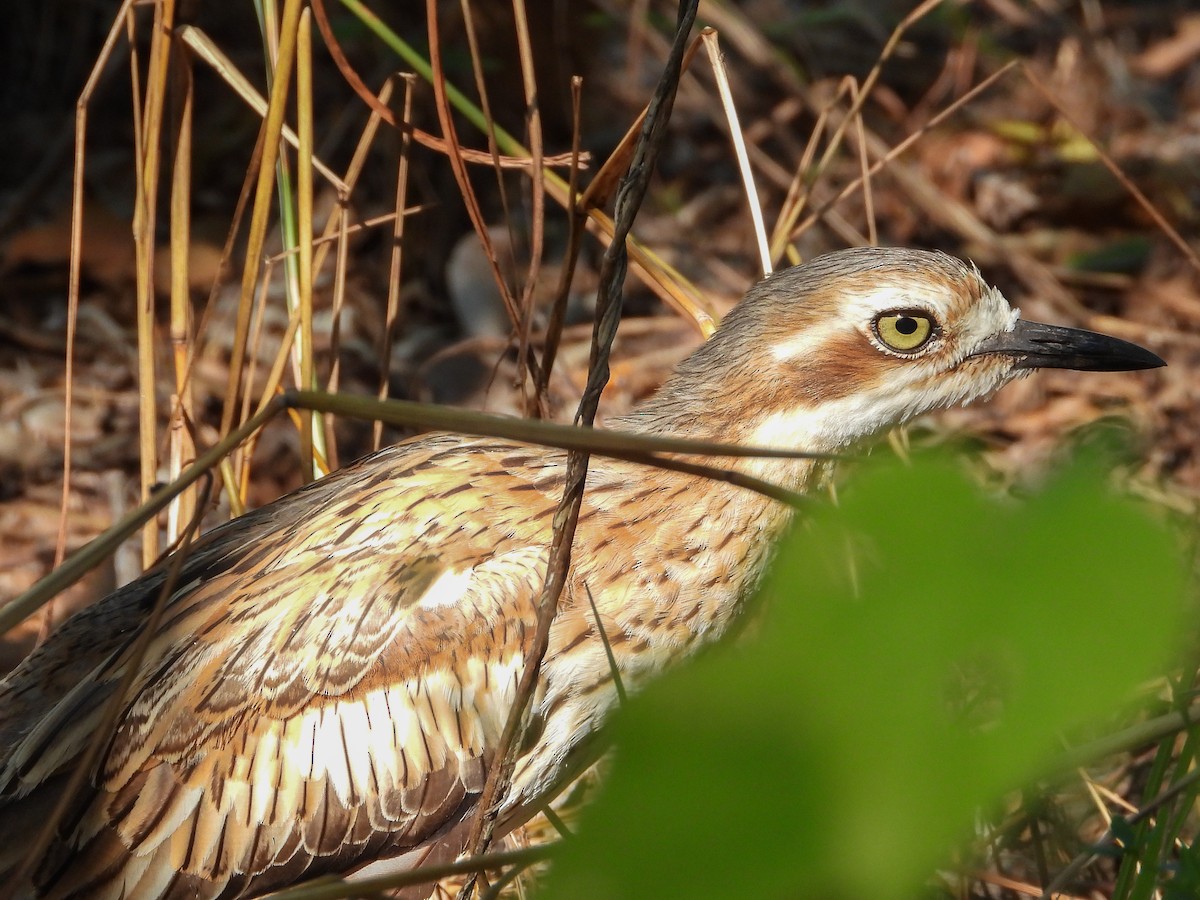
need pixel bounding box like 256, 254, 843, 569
874, 312, 936, 353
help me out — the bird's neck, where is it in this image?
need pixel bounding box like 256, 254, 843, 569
610, 380, 832, 498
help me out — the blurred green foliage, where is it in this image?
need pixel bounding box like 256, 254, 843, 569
543, 451, 1186, 899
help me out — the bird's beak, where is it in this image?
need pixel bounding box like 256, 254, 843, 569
973, 319, 1165, 372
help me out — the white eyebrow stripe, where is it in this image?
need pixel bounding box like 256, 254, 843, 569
768, 284, 949, 363
769, 320, 846, 362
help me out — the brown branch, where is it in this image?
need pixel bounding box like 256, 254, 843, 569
286, 390, 821, 507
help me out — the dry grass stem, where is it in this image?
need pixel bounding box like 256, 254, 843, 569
221, 0, 302, 450
512, 0, 548, 418
132, 0, 176, 568
296, 7, 317, 482
178, 25, 346, 191
166, 38, 197, 543
701, 27, 771, 274
538, 74, 587, 396
376, 74, 417, 451
316, 0, 584, 170
47, 0, 141, 643
785, 60, 1019, 248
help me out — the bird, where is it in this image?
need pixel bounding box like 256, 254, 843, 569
0, 247, 1164, 899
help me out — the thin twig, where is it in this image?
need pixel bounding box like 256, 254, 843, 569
787, 60, 1018, 245
375, 73, 416, 451
458, 0, 520, 341
1022, 62, 1200, 277
297, 7, 316, 482
585, 583, 626, 704
512, 0, 548, 417
537, 74, 586, 402
455, 4, 700, 895
845, 78, 877, 246
803, 0, 944, 207
267, 844, 556, 900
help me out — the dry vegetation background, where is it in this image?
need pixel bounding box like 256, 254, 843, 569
0, 0, 1197, 896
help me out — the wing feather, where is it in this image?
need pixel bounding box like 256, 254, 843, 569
0, 437, 560, 899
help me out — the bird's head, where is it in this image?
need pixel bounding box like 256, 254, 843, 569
632, 247, 1163, 456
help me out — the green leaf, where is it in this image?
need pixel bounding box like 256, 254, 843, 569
542, 451, 1186, 899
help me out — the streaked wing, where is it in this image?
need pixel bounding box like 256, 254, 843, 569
0, 435, 558, 899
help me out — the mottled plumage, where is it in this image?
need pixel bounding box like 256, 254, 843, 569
0, 248, 1162, 899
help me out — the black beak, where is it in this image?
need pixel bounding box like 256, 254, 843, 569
973, 319, 1165, 372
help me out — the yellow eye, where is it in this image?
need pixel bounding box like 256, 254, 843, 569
874, 312, 935, 353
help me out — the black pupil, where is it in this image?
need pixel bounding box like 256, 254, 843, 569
895, 316, 918, 335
